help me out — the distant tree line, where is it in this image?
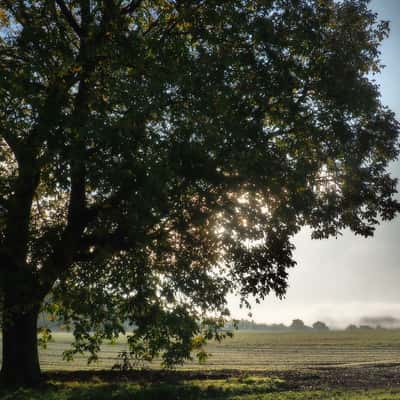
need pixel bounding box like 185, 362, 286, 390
224, 319, 330, 332
225, 318, 400, 332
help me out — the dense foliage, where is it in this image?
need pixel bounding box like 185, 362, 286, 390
0, 0, 398, 384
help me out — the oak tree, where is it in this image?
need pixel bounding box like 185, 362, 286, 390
0, 0, 399, 385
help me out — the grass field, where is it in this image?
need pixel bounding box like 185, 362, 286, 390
3, 330, 400, 399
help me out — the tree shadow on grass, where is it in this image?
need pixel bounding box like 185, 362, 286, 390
0, 376, 287, 400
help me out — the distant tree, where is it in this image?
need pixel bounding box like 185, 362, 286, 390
0, 0, 399, 386
290, 319, 309, 331
312, 321, 329, 331
346, 324, 359, 331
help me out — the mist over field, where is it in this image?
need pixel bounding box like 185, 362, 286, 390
229, 222, 400, 330
230, 300, 400, 330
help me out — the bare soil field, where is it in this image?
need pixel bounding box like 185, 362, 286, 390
35, 330, 400, 372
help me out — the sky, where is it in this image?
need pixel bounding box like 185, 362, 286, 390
228, 0, 400, 329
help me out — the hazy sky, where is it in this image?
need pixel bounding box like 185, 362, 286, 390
228, 0, 400, 329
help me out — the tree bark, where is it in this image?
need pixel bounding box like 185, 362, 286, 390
1, 300, 41, 386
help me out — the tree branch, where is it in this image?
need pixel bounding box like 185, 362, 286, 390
55, 0, 83, 37
37, 162, 87, 295
1, 132, 20, 159
79, 0, 92, 36
121, 0, 143, 15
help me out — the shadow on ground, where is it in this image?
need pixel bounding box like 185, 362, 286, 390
2, 364, 400, 400
0, 376, 286, 400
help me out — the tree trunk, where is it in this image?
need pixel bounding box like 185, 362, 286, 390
1, 302, 41, 386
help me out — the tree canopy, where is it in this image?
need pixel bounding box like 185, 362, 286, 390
0, 0, 399, 385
